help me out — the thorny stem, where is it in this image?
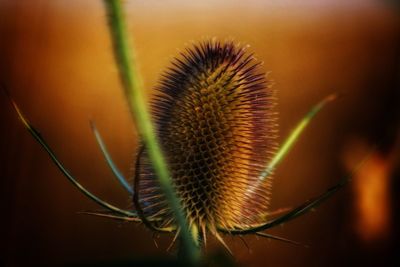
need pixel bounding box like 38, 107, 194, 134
102, 0, 200, 264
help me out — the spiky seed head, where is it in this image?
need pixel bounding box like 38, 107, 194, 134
136, 40, 277, 233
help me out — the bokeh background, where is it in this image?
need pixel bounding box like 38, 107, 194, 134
0, 0, 399, 266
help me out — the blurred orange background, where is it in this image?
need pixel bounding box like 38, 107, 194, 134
0, 0, 399, 266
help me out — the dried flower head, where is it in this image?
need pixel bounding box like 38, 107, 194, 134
136, 40, 277, 236
8, 36, 343, 254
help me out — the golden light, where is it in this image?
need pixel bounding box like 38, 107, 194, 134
343, 140, 392, 242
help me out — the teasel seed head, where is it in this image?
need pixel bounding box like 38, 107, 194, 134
136, 40, 277, 236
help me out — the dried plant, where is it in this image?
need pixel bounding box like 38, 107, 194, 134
5, 0, 369, 266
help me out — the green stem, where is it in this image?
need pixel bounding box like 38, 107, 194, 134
259, 93, 338, 181
102, 0, 200, 264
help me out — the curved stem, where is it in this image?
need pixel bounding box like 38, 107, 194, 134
260, 93, 338, 181
103, 1, 200, 264
8, 96, 135, 218
90, 120, 133, 194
